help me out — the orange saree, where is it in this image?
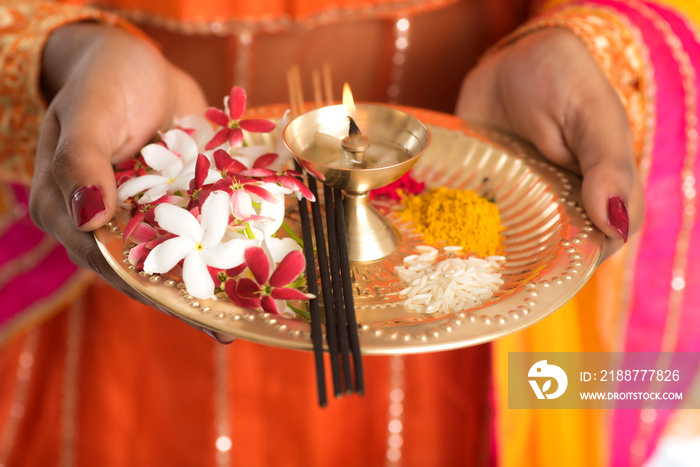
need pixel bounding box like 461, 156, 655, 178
0, 1, 514, 465
5, 0, 699, 465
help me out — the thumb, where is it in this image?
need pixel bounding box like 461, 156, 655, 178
49, 87, 157, 232
564, 90, 640, 247
53, 127, 118, 232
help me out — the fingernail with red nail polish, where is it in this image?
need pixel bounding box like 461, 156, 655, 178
71, 185, 106, 227
608, 196, 629, 242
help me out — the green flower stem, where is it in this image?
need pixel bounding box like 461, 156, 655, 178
244, 223, 255, 240
288, 304, 311, 321
281, 220, 304, 247
287, 277, 307, 289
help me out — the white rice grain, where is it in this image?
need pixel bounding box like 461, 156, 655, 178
395, 247, 505, 314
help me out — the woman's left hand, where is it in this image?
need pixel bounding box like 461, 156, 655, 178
456, 28, 644, 261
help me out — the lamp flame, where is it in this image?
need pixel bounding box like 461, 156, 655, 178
342, 82, 356, 114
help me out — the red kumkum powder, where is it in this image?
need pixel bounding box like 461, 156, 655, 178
369, 171, 425, 200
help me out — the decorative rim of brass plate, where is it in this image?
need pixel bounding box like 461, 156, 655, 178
95, 105, 604, 355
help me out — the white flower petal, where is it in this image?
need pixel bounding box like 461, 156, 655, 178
274, 112, 294, 168
204, 169, 222, 185
169, 170, 196, 193
162, 129, 200, 164
200, 191, 231, 248
154, 203, 202, 241
138, 183, 169, 204
231, 145, 269, 168
182, 250, 216, 300
201, 237, 258, 269
143, 236, 194, 274
276, 300, 296, 319
250, 182, 291, 203
180, 157, 199, 175
262, 236, 302, 264
174, 115, 215, 152
253, 195, 285, 236
141, 144, 182, 173
117, 175, 167, 205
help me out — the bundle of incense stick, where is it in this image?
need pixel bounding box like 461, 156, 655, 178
287, 66, 365, 405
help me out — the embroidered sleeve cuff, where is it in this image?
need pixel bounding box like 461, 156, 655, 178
0, 1, 148, 185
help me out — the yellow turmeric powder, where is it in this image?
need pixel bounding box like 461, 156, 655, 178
400, 187, 503, 257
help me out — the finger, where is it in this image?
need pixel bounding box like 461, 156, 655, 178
564, 88, 638, 244
30, 110, 155, 306
48, 94, 124, 232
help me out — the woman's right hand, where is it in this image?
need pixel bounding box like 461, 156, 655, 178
30, 22, 234, 343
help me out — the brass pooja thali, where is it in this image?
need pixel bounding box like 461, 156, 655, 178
95, 105, 604, 354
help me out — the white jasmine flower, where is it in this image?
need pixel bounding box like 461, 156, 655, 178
143, 191, 258, 300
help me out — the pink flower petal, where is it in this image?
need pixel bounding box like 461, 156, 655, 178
145, 233, 172, 249
205, 107, 230, 127
228, 159, 247, 174
229, 86, 247, 120
123, 211, 145, 243
176, 127, 196, 136
244, 247, 270, 284
239, 119, 276, 133
211, 178, 233, 194
193, 154, 210, 189
271, 287, 315, 300
240, 168, 276, 178
238, 214, 272, 224
225, 280, 260, 309
261, 296, 279, 314
208, 266, 222, 284
269, 250, 305, 287
144, 204, 160, 219
278, 175, 315, 201
230, 189, 252, 219
235, 277, 261, 299
205, 128, 231, 151
245, 184, 277, 203
214, 149, 247, 174
213, 149, 230, 171
228, 128, 244, 148
225, 263, 248, 278
253, 153, 278, 169
276, 175, 298, 191
150, 195, 185, 206
195, 188, 215, 207
130, 223, 158, 244
128, 243, 151, 269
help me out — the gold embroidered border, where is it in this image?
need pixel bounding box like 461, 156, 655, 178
0, 269, 94, 349
92, 0, 456, 36
60, 298, 84, 467
0, 1, 146, 186
0, 235, 56, 289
